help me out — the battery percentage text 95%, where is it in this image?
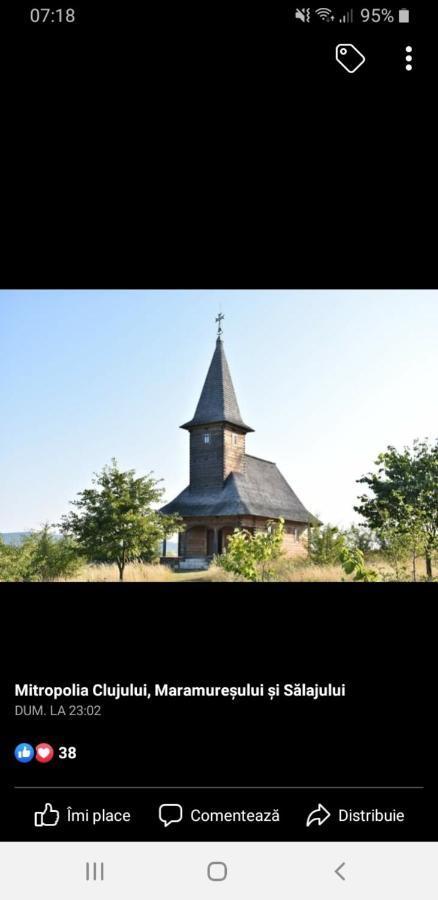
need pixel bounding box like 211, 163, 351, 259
361, 8, 395, 21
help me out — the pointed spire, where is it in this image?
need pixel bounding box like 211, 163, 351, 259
181, 338, 254, 432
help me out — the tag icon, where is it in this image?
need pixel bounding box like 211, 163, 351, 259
336, 44, 366, 73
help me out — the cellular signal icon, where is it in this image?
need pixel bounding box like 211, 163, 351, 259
339, 8, 354, 22
315, 7, 333, 20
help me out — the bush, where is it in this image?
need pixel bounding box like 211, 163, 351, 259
216, 519, 285, 582
0, 540, 24, 581
309, 524, 345, 565
0, 526, 82, 582
338, 545, 378, 582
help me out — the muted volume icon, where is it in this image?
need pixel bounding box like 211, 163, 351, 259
295, 8, 310, 22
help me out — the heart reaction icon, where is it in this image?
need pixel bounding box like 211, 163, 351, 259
35, 743, 55, 763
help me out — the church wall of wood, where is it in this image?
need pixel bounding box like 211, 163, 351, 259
223, 425, 246, 479
282, 523, 309, 557
189, 424, 224, 489
178, 517, 309, 559
185, 525, 208, 556
189, 424, 248, 488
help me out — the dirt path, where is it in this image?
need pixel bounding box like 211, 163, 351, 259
167, 570, 216, 582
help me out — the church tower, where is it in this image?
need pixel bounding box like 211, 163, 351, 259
180, 330, 254, 491
160, 314, 317, 568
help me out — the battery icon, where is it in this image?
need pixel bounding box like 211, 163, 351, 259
399, 8, 410, 22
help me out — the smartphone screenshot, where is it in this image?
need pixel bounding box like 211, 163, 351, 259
1, 287, 435, 895
0, 1, 435, 898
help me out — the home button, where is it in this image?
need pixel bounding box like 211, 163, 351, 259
207, 861, 228, 881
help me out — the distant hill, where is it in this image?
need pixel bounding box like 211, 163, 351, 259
1, 533, 179, 555
1, 532, 31, 546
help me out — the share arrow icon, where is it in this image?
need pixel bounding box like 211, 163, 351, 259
305, 803, 331, 827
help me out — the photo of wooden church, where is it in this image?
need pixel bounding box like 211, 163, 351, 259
161, 319, 318, 569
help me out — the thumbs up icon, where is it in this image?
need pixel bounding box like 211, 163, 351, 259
34, 803, 60, 827
14, 743, 35, 763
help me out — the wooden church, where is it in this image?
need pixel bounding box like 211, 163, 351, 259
160, 318, 317, 568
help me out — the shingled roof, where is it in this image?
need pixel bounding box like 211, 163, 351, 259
161, 455, 314, 523
180, 337, 254, 432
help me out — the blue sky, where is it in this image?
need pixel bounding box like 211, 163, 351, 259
1, 290, 437, 532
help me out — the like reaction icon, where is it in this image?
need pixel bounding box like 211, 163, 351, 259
34, 803, 60, 827
14, 743, 35, 763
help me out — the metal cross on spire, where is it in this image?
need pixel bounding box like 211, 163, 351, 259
215, 312, 225, 337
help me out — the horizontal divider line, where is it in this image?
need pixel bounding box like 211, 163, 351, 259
14, 785, 425, 790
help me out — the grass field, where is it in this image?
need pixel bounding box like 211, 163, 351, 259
55, 554, 435, 582
56, 562, 236, 583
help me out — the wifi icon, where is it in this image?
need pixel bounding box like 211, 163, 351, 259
315, 7, 333, 20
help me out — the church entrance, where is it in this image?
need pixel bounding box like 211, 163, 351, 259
221, 527, 235, 552
183, 524, 241, 559
206, 527, 234, 556
206, 528, 225, 555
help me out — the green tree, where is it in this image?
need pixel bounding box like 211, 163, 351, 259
343, 523, 376, 553
20, 525, 83, 581
0, 527, 82, 582
0, 539, 24, 582
309, 524, 345, 565
355, 439, 438, 580
377, 523, 427, 582
216, 518, 285, 582
60, 459, 184, 580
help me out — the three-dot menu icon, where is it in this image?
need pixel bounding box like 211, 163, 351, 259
405, 45, 413, 71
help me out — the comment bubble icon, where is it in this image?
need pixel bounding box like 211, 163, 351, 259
159, 803, 183, 827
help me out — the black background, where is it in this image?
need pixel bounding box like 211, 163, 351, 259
0, 0, 435, 288
1, 594, 434, 840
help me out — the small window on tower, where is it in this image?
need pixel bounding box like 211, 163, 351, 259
203, 432, 210, 444
232, 433, 238, 446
